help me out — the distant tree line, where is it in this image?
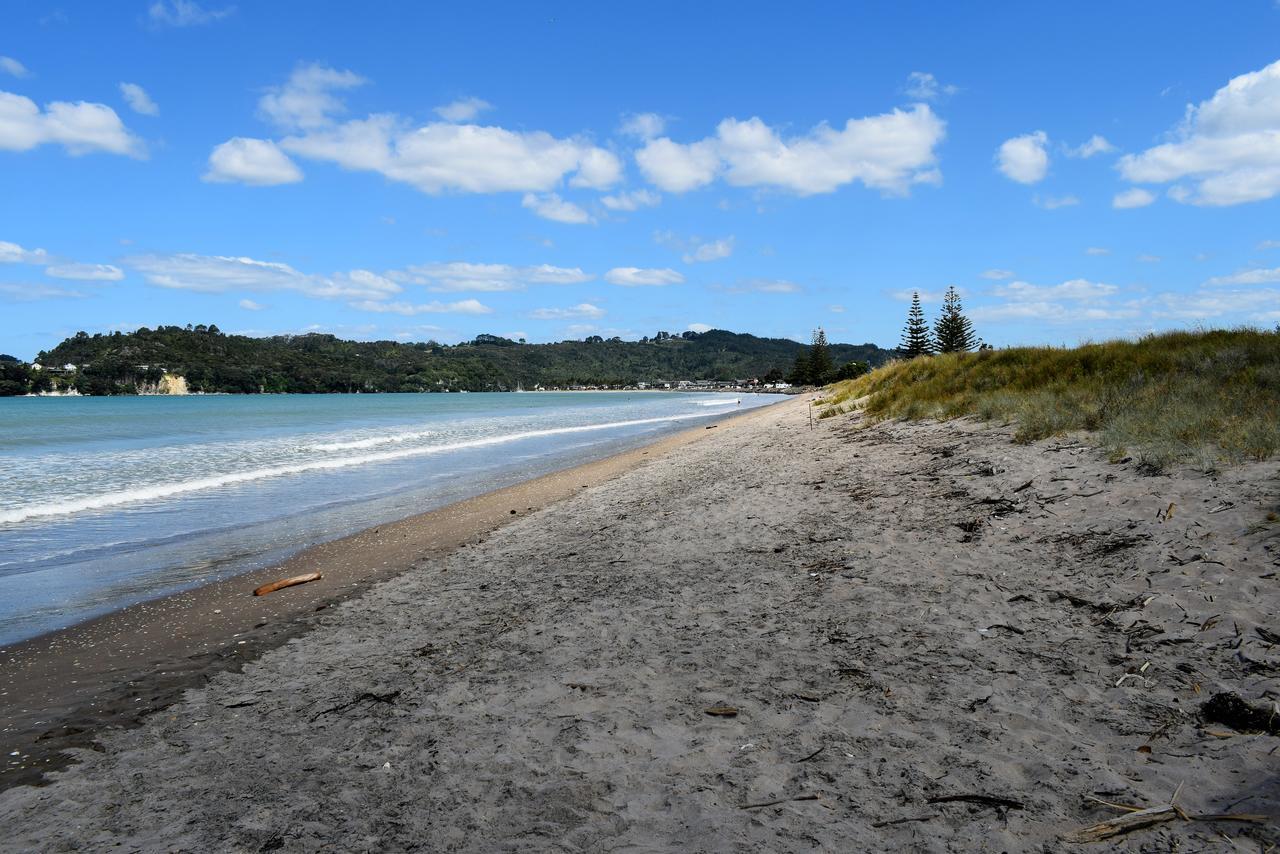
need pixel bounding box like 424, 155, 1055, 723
0, 325, 895, 396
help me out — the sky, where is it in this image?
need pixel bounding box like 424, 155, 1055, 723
3, 1, 1280, 360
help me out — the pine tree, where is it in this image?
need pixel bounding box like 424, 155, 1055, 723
899, 291, 934, 358
787, 351, 811, 385
808, 328, 834, 384
934, 285, 978, 353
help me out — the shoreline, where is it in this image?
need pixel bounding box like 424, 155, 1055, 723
0, 398, 794, 791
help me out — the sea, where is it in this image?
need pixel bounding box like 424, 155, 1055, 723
0, 391, 775, 645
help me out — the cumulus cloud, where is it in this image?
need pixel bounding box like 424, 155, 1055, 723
683, 236, 734, 263
996, 131, 1049, 183
1205, 266, 1280, 286
971, 278, 1137, 324
530, 303, 605, 319
521, 192, 591, 224
119, 82, 159, 116
148, 0, 233, 27
687, 322, 713, 333
0, 240, 51, 264
993, 279, 1119, 301
203, 137, 303, 185
1113, 187, 1155, 209
123, 253, 403, 302
1258, 239, 1280, 250
903, 72, 957, 102
238, 298, 264, 310
604, 267, 684, 286
433, 97, 491, 122
1118, 58, 1280, 205
1065, 135, 1115, 158
981, 269, 1015, 280
619, 112, 665, 139
0, 57, 29, 78
259, 64, 366, 132
636, 105, 945, 195
389, 261, 592, 292
350, 298, 491, 316
0, 91, 143, 156
45, 262, 124, 281
600, 188, 661, 211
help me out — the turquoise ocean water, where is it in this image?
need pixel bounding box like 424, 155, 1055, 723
0, 392, 773, 644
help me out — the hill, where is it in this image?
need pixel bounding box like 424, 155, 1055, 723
821, 329, 1280, 470
7, 325, 893, 395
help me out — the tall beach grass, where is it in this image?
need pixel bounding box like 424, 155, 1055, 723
821, 329, 1280, 471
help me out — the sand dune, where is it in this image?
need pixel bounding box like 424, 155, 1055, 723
2, 397, 1277, 851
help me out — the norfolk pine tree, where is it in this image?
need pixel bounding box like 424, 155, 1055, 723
900, 291, 934, 358
934, 285, 979, 353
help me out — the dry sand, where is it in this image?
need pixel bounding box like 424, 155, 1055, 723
2, 397, 1278, 851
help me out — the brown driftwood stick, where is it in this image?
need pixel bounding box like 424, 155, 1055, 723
253, 572, 322, 597
1063, 804, 1268, 843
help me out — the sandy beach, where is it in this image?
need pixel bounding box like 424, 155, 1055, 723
2, 396, 1277, 851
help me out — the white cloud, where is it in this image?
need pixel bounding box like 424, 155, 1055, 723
0, 240, 51, 264
203, 137, 303, 185
604, 267, 684, 286
1118, 58, 1280, 206
993, 278, 1119, 301
903, 71, 957, 102
259, 64, 366, 132
238, 298, 264, 310
531, 303, 605, 319
619, 112, 665, 139
1205, 266, 1280, 286
1258, 239, 1280, 250
45, 262, 124, 281
390, 261, 592, 292
0, 57, 30, 78
636, 105, 945, 195
600, 188, 661, 211
891, 288, 948, 303
1066, 135, 1115, 158
123, 253, 403, 302
687, 322, 713, 333
981, 268, 1015, 280
717, 278, 800, 294
1113, 187, 1155, 209
283, 115, 622, 195
1085, 247, 1111, 256
996, 130, 1049, 183
0, 283, 86, 301
0, 91, 143, 156
119, 82, 159, 116
683, 236, 734, 263
433, 97, 492, 122
148, 1, 233, 27
1033, 193, 1079, 209
521, 192, 592, 224
1137, 254, 1161, 263
351, 298, 491, 316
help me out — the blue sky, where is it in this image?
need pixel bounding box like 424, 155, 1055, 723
3, 1, 1280, 359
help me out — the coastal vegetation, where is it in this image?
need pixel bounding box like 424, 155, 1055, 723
4, 325, 893, 396
787, 328, 869, 386
822, 328, 1280, 470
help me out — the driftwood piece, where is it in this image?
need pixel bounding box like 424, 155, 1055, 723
1063, 804, 1179, 842
253, 572, 322, 597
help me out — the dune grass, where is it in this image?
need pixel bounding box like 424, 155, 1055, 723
820, 329, 1280, 471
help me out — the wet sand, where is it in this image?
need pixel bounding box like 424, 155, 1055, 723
2, 398, 1278, 851
0, 402, 778, 790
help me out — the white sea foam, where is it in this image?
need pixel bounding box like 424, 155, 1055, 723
0, 412, 714, 525
308, 429, 438, 452
694, 399, 739, 407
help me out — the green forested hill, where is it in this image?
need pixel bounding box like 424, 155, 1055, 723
17, 326, 893, 395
